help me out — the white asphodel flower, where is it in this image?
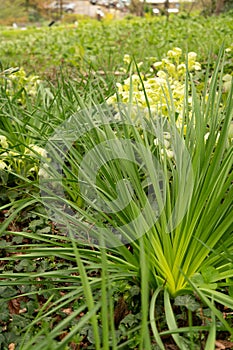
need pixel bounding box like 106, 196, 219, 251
165, 149, 174, 159
0, 160, 7, 170
29, 166, 37, 173
161, 148, 174, 159
38, 163, 51, 179
163, 132, 171, 140
154, 133, 171, 148
152, 61, 163, 69
123, 54, 131, 65
27, 144, 48, 158
188, 52, 197, 61
160, 149, 174, 160
0, 135, 9, 149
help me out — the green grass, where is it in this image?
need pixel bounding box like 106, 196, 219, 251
0, 14, 233, 79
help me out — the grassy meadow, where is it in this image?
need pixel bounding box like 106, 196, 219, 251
0, 13, 233, 350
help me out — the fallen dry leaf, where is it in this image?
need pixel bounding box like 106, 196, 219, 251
216, 340, 233, 349
61, 308, 72, 315
215, 341, 225, 349
19, 307, 27, 314
8, 299, 20, 315
114, 296, 128, 329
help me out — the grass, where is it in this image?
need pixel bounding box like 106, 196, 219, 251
0, 14, 233, 80
0, 15, 233, 350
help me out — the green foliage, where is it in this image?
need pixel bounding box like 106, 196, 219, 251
0, 0, 27, 21
0, 15, 232, 79
0, 16, 232, 350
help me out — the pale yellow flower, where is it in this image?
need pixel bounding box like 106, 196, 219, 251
154, 138, 170, 148
161, 148, 174, 159
165, 149, 174, 159
0, 160, 7, 170
123, 54, 131, 65
38, 163, 51, 179
152, 61, 163, 69
0, 135, 8, 149
188, 52, 197, 61
27, 145, 48, 158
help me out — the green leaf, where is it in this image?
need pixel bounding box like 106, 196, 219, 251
201, 267, 220, 284
0, 301, 9, 322
174, 295, 200, 312
0, 286, 17, 298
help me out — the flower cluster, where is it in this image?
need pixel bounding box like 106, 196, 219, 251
154, 132, 174, 160
1, 67, 41, 104
107, 48, 201, 123
0, 136, 9, 171
0, 135, 49, 185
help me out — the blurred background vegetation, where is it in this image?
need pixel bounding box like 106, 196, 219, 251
0, 0, 233, 26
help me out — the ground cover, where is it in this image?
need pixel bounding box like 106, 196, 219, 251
0, 14, 232, 79
0, 14, 233, 350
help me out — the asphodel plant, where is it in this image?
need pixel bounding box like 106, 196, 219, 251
101, 49, 233, 298
37, 49, 232, 347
